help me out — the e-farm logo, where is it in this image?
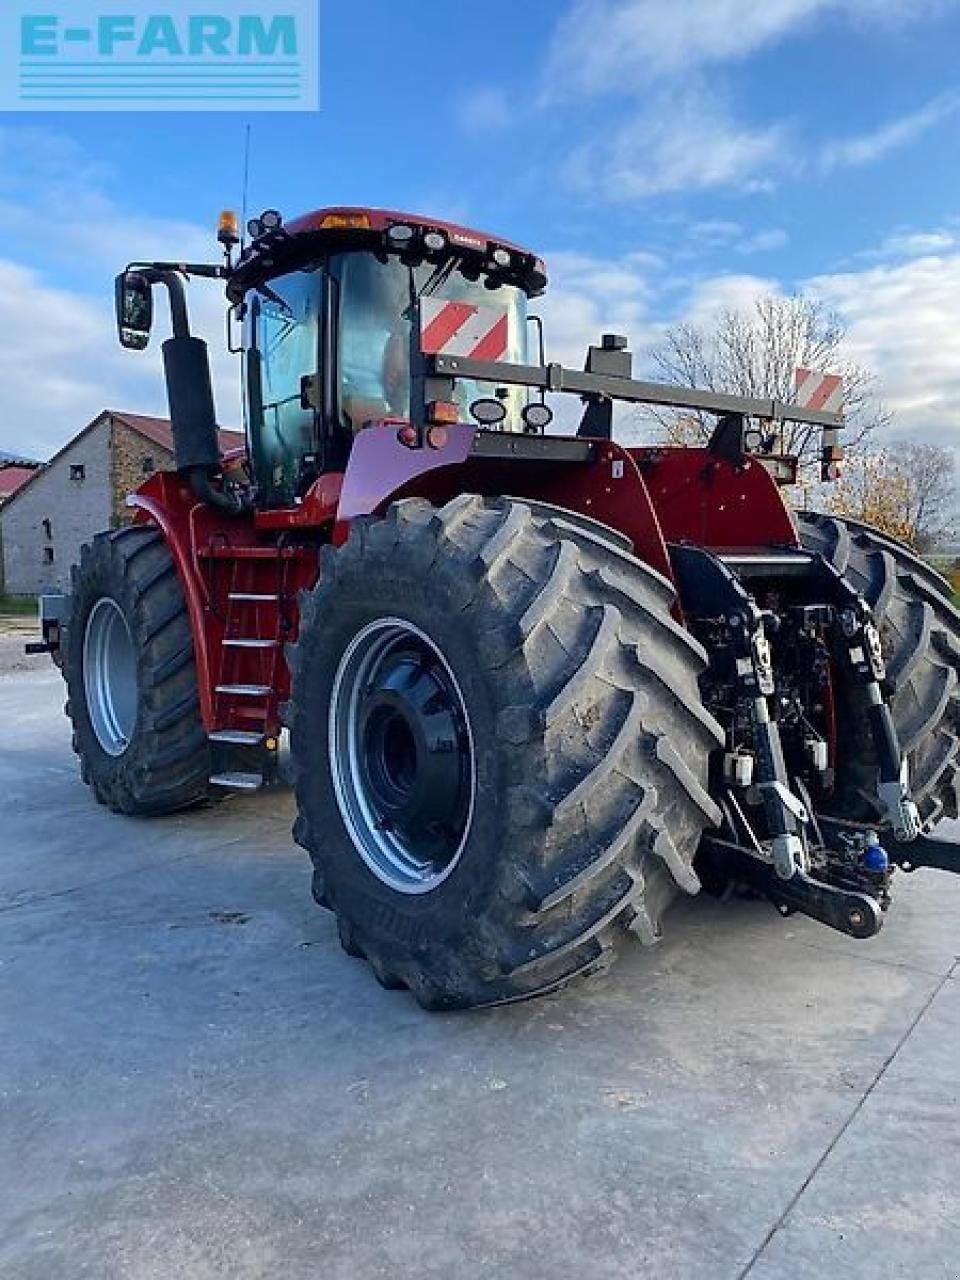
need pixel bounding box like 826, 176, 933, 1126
1, 2, 317, 111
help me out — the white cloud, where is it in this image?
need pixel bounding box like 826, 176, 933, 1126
0, 127, 241, 459
689, 220, 744, 246
542, 0, 949, 97
821, 91, 960, 170
538, 2, 959, 200
806, 252, 960, 443
537, 250, 660, 367
681, 272, 781, 330
563, 89, 788, 199
457, 86, 511, 135
524, 239, 960, 450
737, 228, 789, 254
880, 230, 956, 256
0, 257, 241, 460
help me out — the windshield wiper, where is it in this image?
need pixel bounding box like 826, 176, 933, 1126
418, 256, 459, 299
259, 281, 294, 317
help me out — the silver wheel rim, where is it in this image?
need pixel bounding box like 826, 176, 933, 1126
328, 617, 476, 895
83, 597, 138, 756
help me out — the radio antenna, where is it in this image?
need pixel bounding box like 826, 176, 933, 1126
240, 122, 252, 249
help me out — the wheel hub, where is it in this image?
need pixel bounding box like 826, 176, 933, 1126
330, 619, 475, 894
83, 596, 138, 756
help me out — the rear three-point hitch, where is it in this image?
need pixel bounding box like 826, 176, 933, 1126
672, 543, 957, 940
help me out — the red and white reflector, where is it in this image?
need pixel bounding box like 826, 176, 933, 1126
420, 298, 510, 362
794, 367, 844, 414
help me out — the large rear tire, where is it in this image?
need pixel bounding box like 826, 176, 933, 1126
288, 495, 722, 1009
65, 525, 211, 815
798, 513, 960, 827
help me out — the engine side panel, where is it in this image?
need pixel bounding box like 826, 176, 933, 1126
630, 446, 799, 550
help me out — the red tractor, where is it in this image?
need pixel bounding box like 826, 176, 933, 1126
40, 205, 960, 1008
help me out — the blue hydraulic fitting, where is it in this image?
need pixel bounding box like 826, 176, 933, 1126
861, 832, 889, 873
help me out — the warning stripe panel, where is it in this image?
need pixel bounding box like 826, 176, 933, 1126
420, 301, 477, 356
469, 313, 509, 361
420, 297, 510, 362
794, 366, 844, 413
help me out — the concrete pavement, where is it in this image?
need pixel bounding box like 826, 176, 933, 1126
2, 665, 959, 1279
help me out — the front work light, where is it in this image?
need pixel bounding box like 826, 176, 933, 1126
470, 397, 507, 426
260, 209, 283, 231
521, 402, 553, 433
387, 223, 416, 247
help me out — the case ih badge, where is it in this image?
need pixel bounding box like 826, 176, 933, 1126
419, 297, 510, 361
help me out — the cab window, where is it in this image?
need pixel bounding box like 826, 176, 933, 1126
246, 268, 321, 506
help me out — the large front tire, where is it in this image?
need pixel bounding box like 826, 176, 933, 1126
288, 496, 722, 1009
65, 525, 211, 815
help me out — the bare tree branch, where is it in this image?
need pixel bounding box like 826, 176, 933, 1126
640, 294, 891, 469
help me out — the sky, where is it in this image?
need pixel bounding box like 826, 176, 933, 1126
2, 0, 960, 458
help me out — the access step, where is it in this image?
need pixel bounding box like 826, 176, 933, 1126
223, 638, 279, 649
216, 683, 271, 697
200, 545, 308, 560
209, 729, 265, 746
229, 592, 280, 602
209, 771, 263, 790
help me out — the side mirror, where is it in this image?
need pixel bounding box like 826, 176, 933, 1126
115, 270, 154, 350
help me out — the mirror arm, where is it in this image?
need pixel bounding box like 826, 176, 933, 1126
126, 261, 225, 339
131, 267, 190, 338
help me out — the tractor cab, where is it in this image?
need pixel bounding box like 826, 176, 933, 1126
228, 208, 545, 507
115, 206, 547, 511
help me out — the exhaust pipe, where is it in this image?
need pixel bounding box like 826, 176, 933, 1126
137, 267, 242, 515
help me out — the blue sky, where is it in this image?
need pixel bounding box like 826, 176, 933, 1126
2, 0, 960, 456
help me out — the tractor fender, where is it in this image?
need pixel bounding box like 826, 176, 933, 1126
335, 422, 675, 583
127, 472, 238, 731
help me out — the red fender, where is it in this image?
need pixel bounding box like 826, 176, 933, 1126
335, 423, 676, 583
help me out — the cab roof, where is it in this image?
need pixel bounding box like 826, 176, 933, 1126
285, 207, 537, 258
228, 205, 547, 301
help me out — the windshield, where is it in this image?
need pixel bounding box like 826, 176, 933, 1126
337, 253, 529, 433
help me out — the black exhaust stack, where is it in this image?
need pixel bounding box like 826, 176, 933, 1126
151, 269, 241, 514
162, 335, 221, 472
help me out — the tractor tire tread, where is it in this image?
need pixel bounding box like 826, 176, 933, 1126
289, 494, 721, 1009
64, 525, 210, 815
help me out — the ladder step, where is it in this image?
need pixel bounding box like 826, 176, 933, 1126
209, 771, 264, 791
216, 683, 271, 697
223, 638, 279, 649
209, 729, 265, 745
201, 545, 307, 560
229, 592, 279, 602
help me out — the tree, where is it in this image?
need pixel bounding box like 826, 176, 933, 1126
829, 443, 957, 552
642, 294, 890, 472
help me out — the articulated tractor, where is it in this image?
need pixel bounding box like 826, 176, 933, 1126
37, 205, 960, 1008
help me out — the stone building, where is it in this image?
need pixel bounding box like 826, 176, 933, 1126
0, 411, 241, 597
